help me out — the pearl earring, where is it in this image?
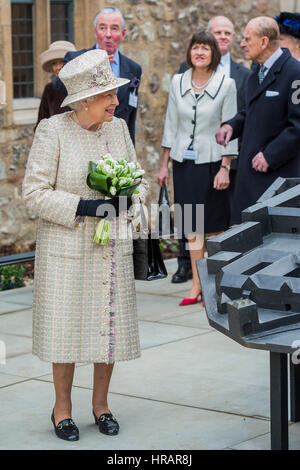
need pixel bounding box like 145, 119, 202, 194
85, 106, 88, 111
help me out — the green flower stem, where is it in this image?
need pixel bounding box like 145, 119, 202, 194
94, 219, 111, 245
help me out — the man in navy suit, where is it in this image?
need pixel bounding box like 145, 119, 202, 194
216, 16, 300, 224
53, 7, 142, 145
171, 16, 251, 284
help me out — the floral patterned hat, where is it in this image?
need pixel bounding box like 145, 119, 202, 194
59, 49, 129, 107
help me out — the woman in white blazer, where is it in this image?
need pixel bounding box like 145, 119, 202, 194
158, 31, 238, 306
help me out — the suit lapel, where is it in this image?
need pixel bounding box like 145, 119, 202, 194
230, 60, 241, 88
118, 53, 133, 102
248, 49, 290, 104
119, 52, 133, 79
248, 68, 277, 104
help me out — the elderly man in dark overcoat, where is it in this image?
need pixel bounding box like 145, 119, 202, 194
216, 16, 300, 224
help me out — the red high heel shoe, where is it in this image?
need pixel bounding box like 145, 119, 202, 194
179, 292, 202, 306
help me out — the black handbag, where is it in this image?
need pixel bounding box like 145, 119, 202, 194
133, 204, 168, 281
158, 183, 175, 238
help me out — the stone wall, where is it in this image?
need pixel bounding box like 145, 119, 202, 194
123, 0, 280, 185
0, 0, 281, 246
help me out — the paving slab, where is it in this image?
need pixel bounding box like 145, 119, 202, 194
0, 309, 32, 337
162, 258, 178, 273
138, 320, 208, 349
0, 379, 270, 450
40, 321, 211, 385
135, 277, 193, 296
230, 421, 300, 450
136, 293, 202, 321
104, 333, 270, 418
0, 333, 32, 359
0, 301, 32, 315
0, 352, 52, 379
0, 286, 33, 306
0, 372, 31, 388
170, 290, 197, 299
38, 333, 270, 418
160, 311, 212, 330
1, 257, 297, 449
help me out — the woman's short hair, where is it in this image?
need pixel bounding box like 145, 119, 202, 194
186, 31, 221, 71
68, 96, 95, 111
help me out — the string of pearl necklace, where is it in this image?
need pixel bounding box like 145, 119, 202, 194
191, 72, 215, 90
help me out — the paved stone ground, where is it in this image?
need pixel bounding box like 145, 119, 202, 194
0, 258, 299, 450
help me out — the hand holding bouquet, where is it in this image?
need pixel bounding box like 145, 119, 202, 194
86, 153, 145, 244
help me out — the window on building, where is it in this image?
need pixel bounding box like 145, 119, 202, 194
280, 0, 300, 11
11, 1, 34, 99
51, 0, 74, 42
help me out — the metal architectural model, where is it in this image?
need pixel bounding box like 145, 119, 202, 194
198, 177, 300, 352
197, 177, 300, 450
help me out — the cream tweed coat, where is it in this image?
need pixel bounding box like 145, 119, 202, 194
22, 112, 148, 363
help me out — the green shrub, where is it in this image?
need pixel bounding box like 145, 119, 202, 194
159, 238, 179, 253
0, 265, 25, 291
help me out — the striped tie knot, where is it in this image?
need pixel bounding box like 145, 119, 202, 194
258, 64, 267, 84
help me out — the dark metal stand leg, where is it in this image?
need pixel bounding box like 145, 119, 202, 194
270, 352, 288, 450
290, 355, 300, 422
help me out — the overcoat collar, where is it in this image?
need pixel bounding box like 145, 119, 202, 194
180, 68, 225, 99
248, 48, 291, 104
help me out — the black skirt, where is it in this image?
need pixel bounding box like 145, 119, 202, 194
172, 159, 230, 234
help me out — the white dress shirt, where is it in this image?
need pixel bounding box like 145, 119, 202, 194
218, 52, 231, 77
262, 48, 283, 78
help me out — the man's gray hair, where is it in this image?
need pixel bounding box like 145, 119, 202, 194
250, 17, 280, 45
93, 7, 126, 31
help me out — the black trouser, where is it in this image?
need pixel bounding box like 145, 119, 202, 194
177, 237, 191, 269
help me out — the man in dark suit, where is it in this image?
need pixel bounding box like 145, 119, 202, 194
172, 16, 251, 283
216, 16, 300, 224
53, 7, 141, 145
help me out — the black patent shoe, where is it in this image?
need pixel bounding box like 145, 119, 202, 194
51, 410, 79, 441
171, 265, 193, 283
93, 410, 119, 435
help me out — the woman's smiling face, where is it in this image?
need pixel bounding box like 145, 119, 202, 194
85, 89, 119, 124
190, 42, 212, 70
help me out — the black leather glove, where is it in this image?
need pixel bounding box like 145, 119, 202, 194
76, 197, 132, 218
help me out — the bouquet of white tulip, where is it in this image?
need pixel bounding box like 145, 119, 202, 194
86, 153, 145, 244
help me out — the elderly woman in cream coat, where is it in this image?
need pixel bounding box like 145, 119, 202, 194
158, 31, 238, 307
23, 50, 148, 442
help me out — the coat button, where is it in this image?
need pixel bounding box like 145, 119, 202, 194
192, 106, 196, 110
192, 120, 195, 124
190, 134, 193, 139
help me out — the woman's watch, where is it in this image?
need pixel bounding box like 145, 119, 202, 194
221, 164, 230, 171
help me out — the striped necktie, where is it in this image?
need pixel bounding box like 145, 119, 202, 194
258, 64, 267, 84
